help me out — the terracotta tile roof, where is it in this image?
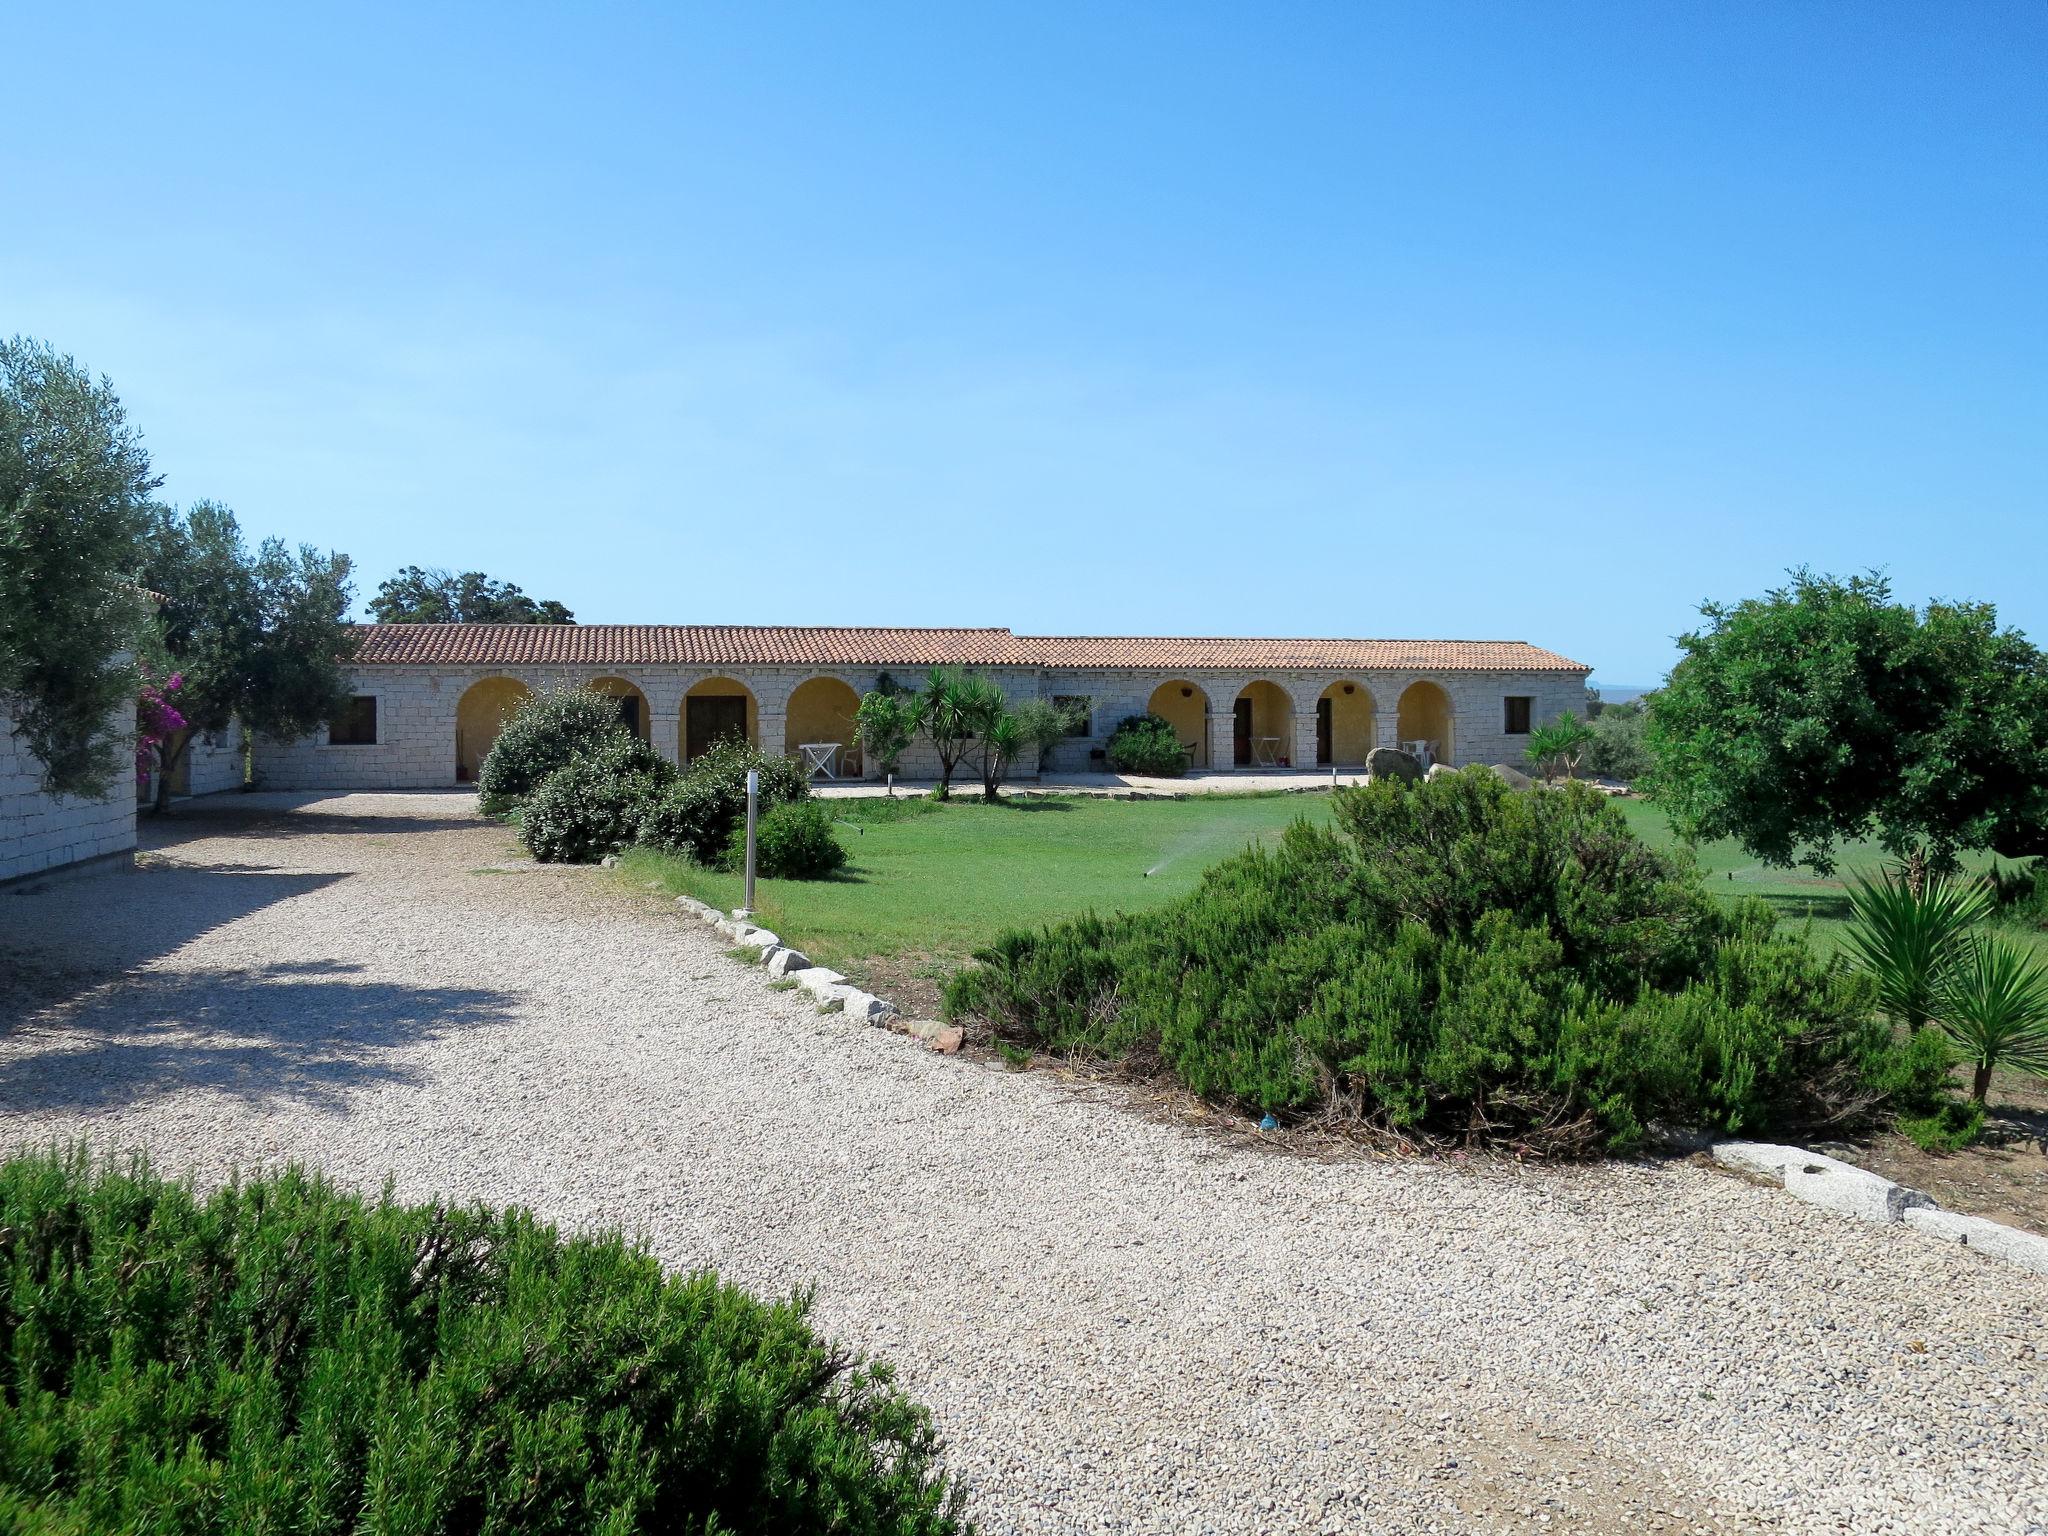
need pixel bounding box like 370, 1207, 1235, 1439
350, 624, 1037, 667
348, 624, 1590, 674
1025, 635, 1590, 673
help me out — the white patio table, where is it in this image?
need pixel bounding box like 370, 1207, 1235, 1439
1252, 735, 1284, 767
799, 742, 842, 780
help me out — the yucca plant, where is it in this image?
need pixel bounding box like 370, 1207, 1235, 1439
1936, 935, 2048, 1101
1842, 867, 1992, 1028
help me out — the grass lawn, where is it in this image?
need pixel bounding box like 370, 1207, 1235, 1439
623, 788, 2047, 1005
620, 792, 1335, 999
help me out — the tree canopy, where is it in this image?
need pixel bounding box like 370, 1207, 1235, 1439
0, 338, 158, 796
370, 566, 575, 624
141, 502, 357, 809
1646, 570, 2048, 877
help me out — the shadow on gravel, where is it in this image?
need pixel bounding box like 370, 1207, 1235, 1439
0, 958, 516, 1113
3, 865, 349, 1019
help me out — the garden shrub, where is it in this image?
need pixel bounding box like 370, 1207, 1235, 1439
946, 769, 1950, 1154
0, 1149, 965, 1535
520, 736, 676, 863
1104, 713, 1187, 777
637, 735, 810, 866
733, 799, 848, 879
1989, 859, 2048, 931
478, 685, 634, 815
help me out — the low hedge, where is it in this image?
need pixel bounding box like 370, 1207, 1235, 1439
0, 1150, 966, 1534
945, 770, 1951, 1154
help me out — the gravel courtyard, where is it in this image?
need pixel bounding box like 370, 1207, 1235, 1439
2, 793, 2043, 1536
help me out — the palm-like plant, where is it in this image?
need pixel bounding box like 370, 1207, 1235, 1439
1842, 868, 1991, 1028
1524, 714, 1594, 781
911, 666, 980, 800
1935, 934, 2048, 1101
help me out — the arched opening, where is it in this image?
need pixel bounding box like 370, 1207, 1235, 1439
1233, 680, 1293, 768
1396, 680, 1454, 769
1145, 680, 1209, 770
683, 676, 757, 762
784, 676, 863, 779
1316, 680, 1376, 766
456, 677, 533, 782
587, 675, 650, 742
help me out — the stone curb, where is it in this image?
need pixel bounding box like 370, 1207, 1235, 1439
1705, 1137, 2048, 1277
674, 898, 926, 1045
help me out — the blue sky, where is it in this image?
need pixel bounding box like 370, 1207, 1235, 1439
7, 3, 2043, 684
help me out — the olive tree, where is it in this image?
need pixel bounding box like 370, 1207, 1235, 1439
0, 338, 158, 795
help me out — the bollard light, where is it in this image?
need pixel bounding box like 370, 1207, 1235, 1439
740, 768, 758, 916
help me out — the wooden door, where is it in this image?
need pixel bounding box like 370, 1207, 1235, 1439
1316, 699, 1332, 765
1233, 699, 1252, 766
686, 696, 748, 760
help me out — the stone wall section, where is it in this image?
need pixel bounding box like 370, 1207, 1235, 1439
0, 700, 137, 883
252, 661, 1590, 789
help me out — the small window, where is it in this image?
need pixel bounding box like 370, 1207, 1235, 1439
1503, 696, 1533, 735
329, 695, 378, 746
1052, 695, 1093, 737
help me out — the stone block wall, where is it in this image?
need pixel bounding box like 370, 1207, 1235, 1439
252, 660, 1591, 790
0, 700, 137, 884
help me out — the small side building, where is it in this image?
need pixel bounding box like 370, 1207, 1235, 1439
250, 624, 1592, 790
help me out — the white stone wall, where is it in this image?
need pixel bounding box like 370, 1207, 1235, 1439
1, 699, 137, 884
183, 728, 246, 796
250, 661, 1591, 789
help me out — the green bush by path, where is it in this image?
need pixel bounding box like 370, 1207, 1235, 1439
520, 735, 677, 863
1104, 714, 1187, 776
945, 771, 1952, 1154
738, 799, 848, 879
0, 1150, 966, 1535
478, 685, 635, 816
637, 736, 811, 868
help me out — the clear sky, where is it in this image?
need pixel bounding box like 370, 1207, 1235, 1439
7, 3, 2043, 685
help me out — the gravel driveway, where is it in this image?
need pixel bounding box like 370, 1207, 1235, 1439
2, 792, 2043, 1536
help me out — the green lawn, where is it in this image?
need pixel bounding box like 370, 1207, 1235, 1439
1612, 799, 2044, 958
623, 789, 2045, 994
621, 792, 1334, 981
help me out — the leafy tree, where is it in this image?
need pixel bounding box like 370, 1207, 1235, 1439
854, 677, 916, 779
1012, 696, 1085, 770
141, 503, 356, 811
909, 667, 980, 801
1524, 713, 1594, 781
370, 565, 575, 624
0, 338, 158, 795
1647, 570, 2048, 883
1583, 697, 1654, 781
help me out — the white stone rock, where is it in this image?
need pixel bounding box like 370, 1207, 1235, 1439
1904, 1206, 2048, 1275
794, 967, 847, 997
766, 948, 812, 977
1713, 1141, 1930, 1224
840, 990, 898, 1024
736, 928, 781, 951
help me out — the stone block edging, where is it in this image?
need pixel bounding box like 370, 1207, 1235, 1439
1706, 1137, 2048, 1277
674, 895, 954, 1048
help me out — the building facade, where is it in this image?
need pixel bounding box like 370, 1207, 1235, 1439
249, 624, 1593, 790
1, 697, 137, 884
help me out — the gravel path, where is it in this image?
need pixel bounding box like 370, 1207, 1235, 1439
2, 792, 2043, 1536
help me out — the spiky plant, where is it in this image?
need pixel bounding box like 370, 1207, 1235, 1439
1842, 867, 1992, 1028
1936, 935, 2048, 1101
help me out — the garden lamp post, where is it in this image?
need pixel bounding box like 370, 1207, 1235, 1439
739, 769, 758, 917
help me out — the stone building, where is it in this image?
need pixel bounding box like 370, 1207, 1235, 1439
1, 697, 137, 884
250, 624, 1592, 790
